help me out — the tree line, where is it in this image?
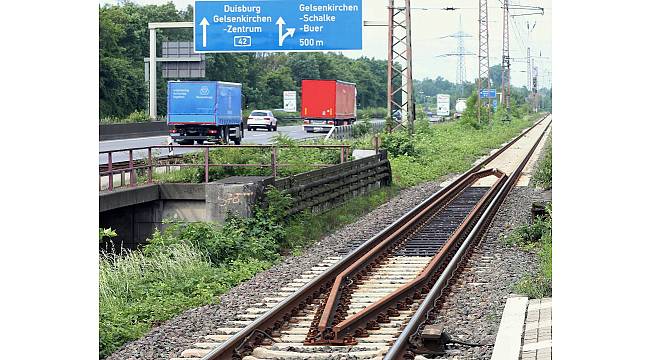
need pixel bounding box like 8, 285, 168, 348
99, 1, 550, 119
100, 2, 388, 119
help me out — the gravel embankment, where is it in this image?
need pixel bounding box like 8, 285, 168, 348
426, 185, 545, 359
424, 134, 552, 359
107, 175, 457, 360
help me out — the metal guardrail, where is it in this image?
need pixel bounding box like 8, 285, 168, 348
99, 144, 352, 192
99, 121, 170, 141
325, 121, 385, 140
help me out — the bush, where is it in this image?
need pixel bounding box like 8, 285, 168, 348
352, 119, 373, 138
459, 93, 490, 129
146, 187, 291, 264
381, 130, 417, 157
100, 188, 291, 357
100, 110, 151, 124
357, 107, 387, 120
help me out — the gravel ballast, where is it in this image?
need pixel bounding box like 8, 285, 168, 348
425, 185, 545, 359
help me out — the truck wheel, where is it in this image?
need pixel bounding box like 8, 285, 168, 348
196, 140, 204, 145
247, 126, 252, 131
179, 139, 193, 145
234, 137, 241, 145
267, 126, 272, 132
273, 124, 278, 131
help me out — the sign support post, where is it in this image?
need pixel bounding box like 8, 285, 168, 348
147, 22, 193, 120
149, 27, 157, 120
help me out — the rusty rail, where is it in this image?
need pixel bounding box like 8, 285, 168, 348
99, 144, 351, 191
200, 115, 549, 360
311, 168, 505, 343
384, 115, 552, 359
310, 169, 507, 344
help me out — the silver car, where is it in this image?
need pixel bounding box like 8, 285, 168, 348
247, 110, 278, 131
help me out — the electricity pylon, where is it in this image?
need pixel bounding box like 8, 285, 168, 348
501, 0, 512, 119
477, 0, 491, 124
387, 0, 415, 134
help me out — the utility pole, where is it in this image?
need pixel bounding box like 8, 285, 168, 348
477, 0, 490, 124
387, 0, 415, 134
501, 0, 511, 119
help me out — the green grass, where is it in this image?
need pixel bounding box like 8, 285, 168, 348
507, 204, 552, 298
355, 113, 538, 188
99, 243, 273, 358
150, 139, 344, 184
533, 134, 552, 189
283, 186, 399, 254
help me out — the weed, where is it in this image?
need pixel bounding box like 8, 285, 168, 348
99, 243, 273, 357
533, 135, 552, 189
509, 204, 552, 298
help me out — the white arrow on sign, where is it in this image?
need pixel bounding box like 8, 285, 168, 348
276, 17, 295, 46
200, 17, 209, 47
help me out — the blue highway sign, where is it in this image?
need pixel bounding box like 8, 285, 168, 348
194, 0, 362, 52
479, 89, 497, 99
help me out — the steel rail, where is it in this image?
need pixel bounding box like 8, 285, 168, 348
326, 169, 507, 341
383, 117, 552, 359
200, 114, 549, 360
314, 168, 504, 340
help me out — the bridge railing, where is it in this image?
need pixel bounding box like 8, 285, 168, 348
99, 144, 352, 192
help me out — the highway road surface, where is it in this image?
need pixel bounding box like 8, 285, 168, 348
99, 120, 384, 165
99, 125, 326, 165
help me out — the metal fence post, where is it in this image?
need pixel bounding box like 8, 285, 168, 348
271, 146, 278, 177
107, 152, 113, 191
147, 148, 153, 184
204, 147, 209, 183
129, 149, 135, 187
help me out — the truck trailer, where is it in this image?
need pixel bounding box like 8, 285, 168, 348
167, 81, 243, 145
301, 80, 357, 133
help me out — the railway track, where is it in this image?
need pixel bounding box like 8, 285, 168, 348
172, 115, 552, 360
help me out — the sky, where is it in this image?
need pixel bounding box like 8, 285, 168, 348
103, 0, 552, 88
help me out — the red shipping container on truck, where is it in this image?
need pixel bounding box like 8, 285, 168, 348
301, 80, 357, 132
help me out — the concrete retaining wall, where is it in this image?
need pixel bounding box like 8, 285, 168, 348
275, 151, 391, 215
100, 121, 170, 141
99, 152, 391, 250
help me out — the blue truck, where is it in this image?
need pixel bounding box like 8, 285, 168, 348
167, 81, 244, 145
